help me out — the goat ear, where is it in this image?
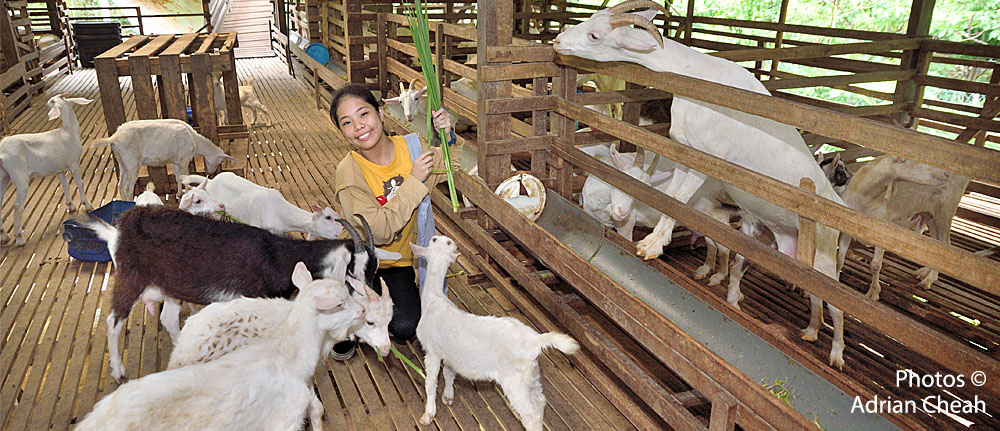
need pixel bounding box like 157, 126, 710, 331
47, 105, 61, 120
66, 97, 93, 105
346, 277, 366, 297
609, 147, 629, 170
310, 204, 323, 212
815, 151, 824, 163
384, 97, 400, 104
291, 262, 313, 289
831, 152, 841, 165
314, 293, 345, 311
611, 27, 659, 52
375, 248, 402, 261
633, 9, 659, 21
409, 242, 427, 257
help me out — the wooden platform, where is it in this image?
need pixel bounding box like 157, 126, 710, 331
221, 0, 276, 59
0, 57, 636, 431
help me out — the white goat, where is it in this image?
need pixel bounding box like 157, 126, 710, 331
74, 262, 344, 431
133, 182, 163, 207
168, 275, 391, 369
384, 79, 467, 135
92, 119, 237, 199
213, 74, 270, 126
167, 242, 395, 368
581, 144, 674, 240
179, 172, 343, 239
176, 180, 226, 216
555, 1, 849, 368
0, 94, 94, 246
836, 156, 953, 300
412, 236, 579, 431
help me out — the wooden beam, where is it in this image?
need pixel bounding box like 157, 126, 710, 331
555, 54, 1000, 186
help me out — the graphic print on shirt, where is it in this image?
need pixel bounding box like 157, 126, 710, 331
383, 175, 404, 203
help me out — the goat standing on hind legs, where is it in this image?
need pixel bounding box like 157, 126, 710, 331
554, 0, 848, 368
412, 236, 579, 431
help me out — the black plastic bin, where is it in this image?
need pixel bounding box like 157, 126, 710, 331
73, 22, 123, 68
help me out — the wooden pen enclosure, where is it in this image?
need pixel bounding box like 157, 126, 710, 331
94, 33, 248, 195
1, 1, 74, 135
269, 0, 1000, 429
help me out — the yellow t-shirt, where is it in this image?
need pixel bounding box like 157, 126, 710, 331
349, 136, 418, 267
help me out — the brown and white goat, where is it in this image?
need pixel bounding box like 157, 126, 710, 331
79, 206, 374, 381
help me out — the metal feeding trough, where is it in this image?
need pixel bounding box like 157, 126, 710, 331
62, 200, 135, 262
533, 191, 899, 431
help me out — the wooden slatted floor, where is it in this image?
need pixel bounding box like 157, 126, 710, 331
0, 57, 637, 431
222, 0, 277, 58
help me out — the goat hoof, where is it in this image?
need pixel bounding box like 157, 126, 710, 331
14, 235, 26, 247
693, 265, 710, 279
443, 396, 453, 406
419, 414, 434, 425
829, 354, 845, 371
865, 290, 880, 301
708, 273, 726, 286
65, 203, 77, 213
801, 328, 818, 342
913, 266, 931, 280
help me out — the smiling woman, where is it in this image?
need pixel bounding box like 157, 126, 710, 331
329, 84, 459, 358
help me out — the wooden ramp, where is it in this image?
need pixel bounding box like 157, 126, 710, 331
221, 0, 275, 58
0, 57, 641, 430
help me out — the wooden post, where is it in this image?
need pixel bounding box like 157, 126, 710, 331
708, 392, 738, 431
893, 0, 936, 126
532, 76, 548, 178
797, 178, 817, 266
377, 13, 387, 96
770, 0, 790, 79
618, 82, 643, 153
552, 65, 576, 199
477, 0, 513, 192
344, 0, 365, 84
683, 0, 695, 46
975, 64, 1000, 146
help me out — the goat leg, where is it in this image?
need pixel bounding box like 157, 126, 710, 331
56, 172, 77, 212
420, 353, 441, 425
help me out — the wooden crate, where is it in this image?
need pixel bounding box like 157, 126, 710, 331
94, 33, 248, 195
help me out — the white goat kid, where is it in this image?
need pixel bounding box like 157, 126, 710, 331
555, 1, 849, 368
93, 119, 237, 199
74, 262, 345, 431
836, 156, 953, 300
412, 236, 579, 431
383, 79, 426, 123
167, 246, 391, 369
0, 94, 94, 246
133, 182, 164, 207
213, 74, 270, 126
581, 144, 674, 240
176, 180, 226, 216
179, 172, 344, 239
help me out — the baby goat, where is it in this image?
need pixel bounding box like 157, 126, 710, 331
179, 172, 343, 239
412, 236, 579, 431
74, 262, 344, 431
1, 94, 94, 246
78, 206, 365, 381
837, 156, 952, 300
